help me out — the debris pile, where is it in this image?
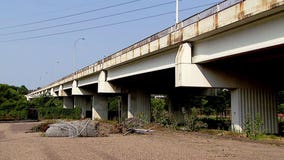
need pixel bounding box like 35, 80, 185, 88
123, 117, 154, 136
43, 118, 154, 137
45, 120, 104, 137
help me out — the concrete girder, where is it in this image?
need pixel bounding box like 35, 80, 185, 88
98, 70, 121, 93
72, 80, 94, 95
58, 85, 68, 97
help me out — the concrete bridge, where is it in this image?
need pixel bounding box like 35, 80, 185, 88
27, 0, 284, 133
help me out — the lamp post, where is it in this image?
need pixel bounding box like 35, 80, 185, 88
73, 37, 85, 72
176, 0, 179, 24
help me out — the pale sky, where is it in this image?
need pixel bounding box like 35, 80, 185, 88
0, 0, 220, 89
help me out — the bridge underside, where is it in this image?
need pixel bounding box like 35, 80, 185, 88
205, 44, 284, 88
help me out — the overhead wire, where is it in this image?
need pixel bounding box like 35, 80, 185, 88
0, 1, 176, 36
0, 0, 143, 30
0, 2, 219, 43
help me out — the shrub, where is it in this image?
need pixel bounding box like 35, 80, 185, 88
37, 107, 81, 120
183, 107, 207, 131
244, 113, 264, 140
200, 117, 231, 130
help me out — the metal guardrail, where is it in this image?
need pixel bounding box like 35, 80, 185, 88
40, 0, 244, 92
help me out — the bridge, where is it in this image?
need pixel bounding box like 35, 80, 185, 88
27, 0, 284, 133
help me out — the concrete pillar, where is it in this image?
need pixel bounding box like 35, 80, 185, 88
127, 89, 150, 120
63, 97, 74, 109
74, 96, 92, 118
231, 88, 278, 133
120, 94, 129, 120
92, 94, 108, 120
127, 94, 133, 118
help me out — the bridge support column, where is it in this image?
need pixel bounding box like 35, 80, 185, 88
92, 94, 108, 120
74, 96, 92, 118
63, 97, 74, 109
127, 89, 150, 120
231, 88, 278, 133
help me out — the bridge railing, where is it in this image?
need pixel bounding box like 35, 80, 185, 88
39, 0, 244, 92
104, 0, 243, 61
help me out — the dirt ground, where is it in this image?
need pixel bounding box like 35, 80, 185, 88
0, 121, 283, 160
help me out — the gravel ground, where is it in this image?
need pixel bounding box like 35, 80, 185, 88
0, 121, 283, 160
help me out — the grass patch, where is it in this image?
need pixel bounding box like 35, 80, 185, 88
255, 134, 280, 140
30, 120, 56, 132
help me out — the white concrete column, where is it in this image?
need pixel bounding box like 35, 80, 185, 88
231, 88, 278, 134
127, 90, 150, 120
74, 96, 92, 118
92, 94, 108, 120
127, 94, 133, 118
63, 97, 74, 109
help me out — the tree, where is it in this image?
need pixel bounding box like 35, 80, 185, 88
0, 84, 29, 120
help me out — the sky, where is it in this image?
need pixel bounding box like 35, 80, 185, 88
0, 0, 220, 90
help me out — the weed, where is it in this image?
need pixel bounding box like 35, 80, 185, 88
244, 113, 264, 140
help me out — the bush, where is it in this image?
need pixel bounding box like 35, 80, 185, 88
279, 119, 284, 136
200, 117, 231, 130
244, 113, 264, 140
151, 98, 167, 123
8, 110, 27, 120
37, 107, 81, 120
183, 107, 207, 131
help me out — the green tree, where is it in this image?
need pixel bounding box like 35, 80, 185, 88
0, 84, 29, 120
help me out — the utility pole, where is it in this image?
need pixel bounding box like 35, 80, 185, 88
176, 0, 179, 24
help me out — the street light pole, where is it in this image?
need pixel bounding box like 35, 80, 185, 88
176, 0, 179, 24
73, 37, 85, 72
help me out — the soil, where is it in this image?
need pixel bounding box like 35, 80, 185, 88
0, 121, 284, 160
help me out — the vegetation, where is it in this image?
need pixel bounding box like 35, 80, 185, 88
277, 91, 284, 114
0, 83, 81, 121
244, 113, 264, 140
151, 97, 177, 129
183, 107, 207, 131
0, 84, 29, 120
29, 95, 81, 120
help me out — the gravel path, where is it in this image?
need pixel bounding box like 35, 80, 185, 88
0, 122, 283, 160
